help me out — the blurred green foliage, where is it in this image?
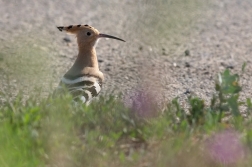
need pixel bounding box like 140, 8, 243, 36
1, 68, 252, 167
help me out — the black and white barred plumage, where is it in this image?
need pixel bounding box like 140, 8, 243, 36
54, 24, 124, 104
55, 75, 102, 104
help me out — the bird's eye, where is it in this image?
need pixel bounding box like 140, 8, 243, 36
87, 32, 91, 36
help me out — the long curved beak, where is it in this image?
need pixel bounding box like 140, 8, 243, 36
99, 33, 125, 42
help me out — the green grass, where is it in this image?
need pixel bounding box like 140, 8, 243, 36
0, 123, 43, 167
1, 68, 252, 167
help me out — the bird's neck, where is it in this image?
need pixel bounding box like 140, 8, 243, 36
64, 47, 104, 81
75, 47, 99, 69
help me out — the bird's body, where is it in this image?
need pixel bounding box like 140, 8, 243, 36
57, 75, 102, 104
54, 24, 125, 104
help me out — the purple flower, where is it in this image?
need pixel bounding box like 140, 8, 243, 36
125, 88, 159, 118
206, 130, 245, 165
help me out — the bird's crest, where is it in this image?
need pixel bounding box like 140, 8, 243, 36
57, 24, 98, 34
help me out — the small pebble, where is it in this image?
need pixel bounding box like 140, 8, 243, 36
220, 62, 234, 69
184, 89, 191, 94
162, 48, 167, 55
59, 54, 67, 58
185, 62, 190, 67
185, 49, 190, 56
63, 37, 71, 43
226, 65, 234, 69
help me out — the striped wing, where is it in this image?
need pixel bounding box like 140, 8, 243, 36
55, 76, 102, 104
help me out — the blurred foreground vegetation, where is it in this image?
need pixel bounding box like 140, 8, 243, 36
1, 68, 252, 167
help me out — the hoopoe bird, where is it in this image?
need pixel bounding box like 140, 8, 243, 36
55, 24, 125, 104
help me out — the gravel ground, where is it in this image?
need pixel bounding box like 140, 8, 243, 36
0, 0, 252, 106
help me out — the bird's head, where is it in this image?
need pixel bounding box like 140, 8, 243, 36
57, 24, 125, 49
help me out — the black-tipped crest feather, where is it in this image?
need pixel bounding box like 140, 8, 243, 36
57, 26, 64, 31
